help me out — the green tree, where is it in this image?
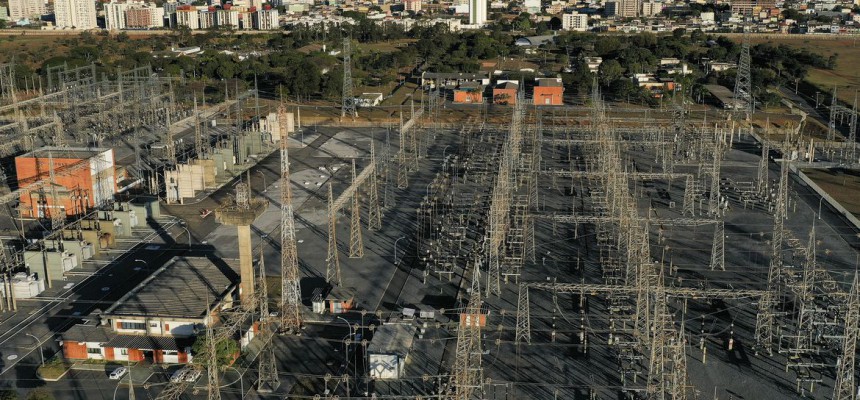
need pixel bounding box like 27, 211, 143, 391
191, 335, 240, 369
598, 59, 624, 86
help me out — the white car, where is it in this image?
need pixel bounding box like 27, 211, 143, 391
169, 369, 187, 383
109, 367, 128, 380
184, 369, 201, 382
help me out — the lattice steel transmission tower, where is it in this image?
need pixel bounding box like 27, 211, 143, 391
829, 87, 839, 142
326, 183, 341, 285
850, 93, 858, 162
349, 160, 364, 258
452, 259, 484, 400
756, 158, 788, 354
256, 245, 280, 392
206, 320, 221, 400
278, 105, 302, 333
341, 38, 357, 119
834, 272, 860, 400
757, 127, 770, 196
734, 23, 754, 118
367, 141, 382, 231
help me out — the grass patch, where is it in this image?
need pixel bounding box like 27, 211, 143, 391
745, 37, 860, 103
36, 357, 71, 381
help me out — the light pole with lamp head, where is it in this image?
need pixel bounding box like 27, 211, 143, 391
257, 170, 267, 193
25, 333, 43, 366
394, 236, 406, 265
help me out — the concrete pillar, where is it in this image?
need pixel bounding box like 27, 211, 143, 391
237, 224, 254, 304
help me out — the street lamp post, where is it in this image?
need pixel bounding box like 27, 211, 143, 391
25, 333, 43, 366
178, 220, 191, 248
257, 170, 267, 193
394, 236, 406, 265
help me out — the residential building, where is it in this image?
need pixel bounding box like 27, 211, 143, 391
0, 6, 9, 21
493, 81, 519, 105
255, 8, 279, 30
641, 1, 662, 16
9, 0, 46, 21
730, 0, 776, 15
605, 0, 640, 17
405, 0, 422, 13
584, 57, 603, 73
104, 2, 129, 30
126, 7, 165, 29
15, 147, 117, 218
469, 0, 487, 25
562, 13, 589, 31
61, 256, 242, 364
175, 7, 200, 29
216, 9, 239, 28
199, 9, 216, 29
54, 0, 98, 29
524, 0, 541, 13
533, 78, 564, 105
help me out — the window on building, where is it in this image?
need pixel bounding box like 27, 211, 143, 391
87, 347, 102, 355
163, 350, 178, 356
120, 349, 128, 355
149, 322, 159, 328
120, 321, 146, 330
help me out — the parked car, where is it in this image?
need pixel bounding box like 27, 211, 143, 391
109, 367, 128, 380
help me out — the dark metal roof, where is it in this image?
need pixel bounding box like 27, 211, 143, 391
62, 324, 113, 343
103, 335, 193, 351
103, 256, 240, 320
368, 323, 415, 358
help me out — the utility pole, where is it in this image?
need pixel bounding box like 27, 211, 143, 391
278, 104, 302, 333
452, 258, 485, 399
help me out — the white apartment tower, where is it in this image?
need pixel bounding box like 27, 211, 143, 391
54, 0, 98, 29
562, 13, 588, 31
104, 2, 129, 30
255, 9, 279, 30
469, 0, 486, 25
9, 0, 46, 21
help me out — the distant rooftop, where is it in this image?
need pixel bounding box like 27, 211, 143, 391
103, 256, 239, 320
19, 146, 110, 160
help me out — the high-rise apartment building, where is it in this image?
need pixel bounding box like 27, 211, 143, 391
9, 0, 46, 21
254, 8, 279, 30
54, 0, 98, 29
104, 2, 130, 30
562, 13, 588, 31
469, 0, 486, 25
605, 0, 640, 17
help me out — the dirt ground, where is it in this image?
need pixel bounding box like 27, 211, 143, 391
803, 167, 860, 218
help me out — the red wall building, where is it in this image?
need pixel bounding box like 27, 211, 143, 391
533, 78, 564, 105
15, 147, 116, 218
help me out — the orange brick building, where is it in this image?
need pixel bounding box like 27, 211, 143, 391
533, 78, 564, 105
493, 82, 519, 105
453, 83, 484, 104
15, 147, 116, 218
